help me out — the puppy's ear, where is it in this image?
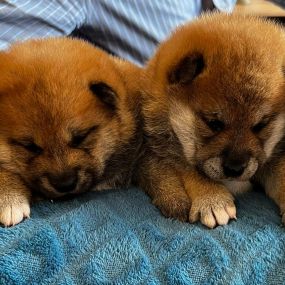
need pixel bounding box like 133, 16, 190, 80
168, 53, 204, 85
89, 82, 117, 110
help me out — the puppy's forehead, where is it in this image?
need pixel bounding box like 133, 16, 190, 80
0, 38, 125, 131
4, 37, 125, 94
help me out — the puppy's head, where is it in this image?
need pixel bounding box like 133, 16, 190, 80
0, 38, 139, 197
144, 13, 285, 182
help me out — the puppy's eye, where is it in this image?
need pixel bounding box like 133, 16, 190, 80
10, 139, 43, 155
22, 142, 43, 155
252, 120, 270, 133
70, 134, 89, 148
204, 119, 225, 132
69, 126, 97, 148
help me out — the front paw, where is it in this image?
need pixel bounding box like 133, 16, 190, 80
153, 194, 191, 222
189, 191, 236, 229
0, 200, 30, 227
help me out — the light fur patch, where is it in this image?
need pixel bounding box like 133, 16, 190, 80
0, 142, 11, 162
169, 101, 196, 163
264, 114, 285, 158
223, 180, 252, 194
203, 156, 258, 181
93, 182, 113, 191
94, 173, 124, 191
203, 157, 223, 180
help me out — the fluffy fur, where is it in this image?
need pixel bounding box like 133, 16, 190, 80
0, 38, 142, 226
138, 13, 285, 228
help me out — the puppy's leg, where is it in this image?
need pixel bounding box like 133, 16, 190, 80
182, 169, 236, 228
137, 156, 190, 221
258, 161, 285, 224
0, 169, 31, 227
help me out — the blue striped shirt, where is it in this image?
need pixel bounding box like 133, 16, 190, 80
0, 0, 236, 65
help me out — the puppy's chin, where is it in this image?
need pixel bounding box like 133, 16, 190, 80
201, 156, 259, 182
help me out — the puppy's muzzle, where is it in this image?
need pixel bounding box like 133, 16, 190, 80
47, 169, 78, 193
203, 151, 258, 181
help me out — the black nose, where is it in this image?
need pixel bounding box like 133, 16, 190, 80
48, 169, 78, 193
223, 161, 246, 178
222, 150, 250, 178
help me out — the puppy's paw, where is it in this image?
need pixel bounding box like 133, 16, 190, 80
153, 194, 191, 222
189, 191, 236, 228
0, 201, 30, 227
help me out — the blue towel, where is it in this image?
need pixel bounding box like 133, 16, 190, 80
0, 188, 285, 285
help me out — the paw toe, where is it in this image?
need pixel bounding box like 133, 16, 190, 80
0, 202, 30, 227
225, 204, 237, 220
201, 211, 216, 229
189, 209, 199, 223
213, 208, 230, 226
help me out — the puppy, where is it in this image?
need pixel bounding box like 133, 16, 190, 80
139, 13, 285, 227
0, 38, 142, 226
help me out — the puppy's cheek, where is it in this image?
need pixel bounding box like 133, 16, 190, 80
90, 147, 108, 176
264, 114, 285, 158
0, 144, 11, 163
90, 128, 119, 174
202, 157, 224, 180
38, 177, 61, 197
179, 138, 196, 164
241, 158, 258, 180
169, 101, 196, 163
77, 168, 94, 192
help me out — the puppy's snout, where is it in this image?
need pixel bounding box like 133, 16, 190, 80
223, 160, 247, 178
222, 150, 250, 178
48, 169, 78, 193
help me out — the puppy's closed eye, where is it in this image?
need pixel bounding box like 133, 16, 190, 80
10, 139, 43, 155
251, 115, 276, 134
200, 113, 225, 133
204, 119, 225, 133
69, 126, 98, 148
252, 120, 269, 133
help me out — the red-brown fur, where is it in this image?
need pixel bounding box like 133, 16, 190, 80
139, 13, 285, 227
0, 38, 142, 226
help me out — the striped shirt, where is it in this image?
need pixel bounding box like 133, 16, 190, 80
0, 0, 236, 65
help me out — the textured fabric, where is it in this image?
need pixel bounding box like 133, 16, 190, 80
0, 187, 285, 284
0, 0, 236, 65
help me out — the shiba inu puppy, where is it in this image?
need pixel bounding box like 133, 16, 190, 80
139, 13, 285, 228
0, 38, 142, 226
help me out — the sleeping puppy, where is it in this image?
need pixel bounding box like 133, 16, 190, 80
0, 38, 142, 226
139, 13, 285, 227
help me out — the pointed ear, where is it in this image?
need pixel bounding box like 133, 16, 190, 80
89, 82, 117, 110
168, 53, 205, 85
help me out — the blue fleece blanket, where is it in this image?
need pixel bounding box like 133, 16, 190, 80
0, 187, 285, 285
